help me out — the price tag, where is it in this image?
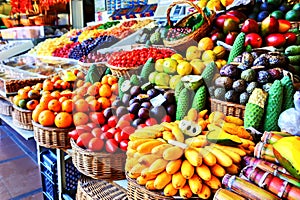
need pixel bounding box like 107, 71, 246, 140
150, 94, 166, 107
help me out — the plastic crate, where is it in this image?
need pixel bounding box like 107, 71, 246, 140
39, 150, 81, 199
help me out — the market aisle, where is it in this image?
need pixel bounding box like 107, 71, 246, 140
0, 130, 43, 200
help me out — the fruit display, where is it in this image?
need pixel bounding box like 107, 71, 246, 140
79, 52, 111, 63
135, 26, 165, 45
125, 110, 254, 199
198, 0, 235, 11
249, 1, 300, 22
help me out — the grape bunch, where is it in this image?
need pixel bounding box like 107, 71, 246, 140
166, 27, 193, 41
79, 52, 112, 63
68, 35, 119, 60
52, 42, 80, 58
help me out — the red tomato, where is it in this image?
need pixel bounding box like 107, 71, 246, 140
105, 139, 118, 153
101, 124, 110, 132
100, 131, 114, 140
114, 132, 123, 143
68, 129, 79, 141
91, 127, 102, 138
107, 116, 118, 128
76, 132, 94, 148
89, 112, 106, 125
120, 140, 129, 152
88, 138, 104, 152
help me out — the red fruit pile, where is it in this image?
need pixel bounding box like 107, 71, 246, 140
52, 42, 80, 58
107, 47, 175, 68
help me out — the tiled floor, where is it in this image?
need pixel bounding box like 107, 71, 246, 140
0, 128, 43, 200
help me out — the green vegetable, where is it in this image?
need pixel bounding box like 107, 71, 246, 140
176, 88, 194, 120
118, 76, 126, 99
263, 80, 283, 131
140, 58, 155, 82
227, 32, 245, 64
201, 62, 217, 87
85, 64, 102, 84
191, 85, 207, 112
281, 76, 294, 111
288, 55, 300, 65
285, 45, 300, 56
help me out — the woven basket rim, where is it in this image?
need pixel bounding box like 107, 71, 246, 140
106, 63, 142, 70
12, 104, 32, 113
32, 120, 75, 131
209, 98, 246, 109
71, 138, 125, 156
78, 61, 106, 66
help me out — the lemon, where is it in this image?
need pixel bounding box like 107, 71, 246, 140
202, 50, 216, 62
171, 53, 184, 61
177, 61, 193, 76
169, 75, 182, 89
186, 46, 201, 61
207, 0, 223, 11
163, 58, 178, 74
198, 37, 214, 51
155, 59, 165, 72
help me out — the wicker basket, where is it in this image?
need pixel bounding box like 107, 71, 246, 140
33, 121, 73, 149
32, 15, 57, 25
76, 176, 127, 200
78, 62, 106, 75
163, 0, 215, 53
210, 98, 245, 119
0, 98, 13, 116
106, 63, 142, 78
71, 139, 126, 180
12, 105, 33, 130
126, 174, 174, 200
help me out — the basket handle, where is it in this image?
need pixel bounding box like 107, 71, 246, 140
166, 0, 210, 27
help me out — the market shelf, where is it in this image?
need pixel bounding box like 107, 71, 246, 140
0, 113, 34, 140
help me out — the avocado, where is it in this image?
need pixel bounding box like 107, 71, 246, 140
285, 10, 300, 21
232, 79, 247, 93
271, 10, 285, 19
225, 90, 239, 103
257, 11, 270, 22
214, 87, 226, 100
239, 92, 250, 105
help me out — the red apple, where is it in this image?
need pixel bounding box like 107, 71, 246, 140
119, 140, 129, 152
91, 127, 102, 138
284, 32, 297, 46
114, 132, 123, 143
261, 16, 279, 36
76, 132, 94, 148
215, 14, 240, 30
100, 131, 114, 140
223, 18, 239, 34
86, 122, 98, 130
121, 126, 135, 135
137, 124, 147, 129
105, 139, 118, 153
211, 32, 225, 43
241, 19, 259, 34
107, 116, 118, 128
88, 138, 104, 151
68, 129, 79, 141
278, 19, 291, 33
226, 10, 247, 22
145, 118, 158, 126
225, 32, 238, 45
76, 125, 92, 134
89, 112, 106, 125
265, 33, 286, 48
101, 124, 110, 132
245, 33, 263, 48
161, 115, 172, 123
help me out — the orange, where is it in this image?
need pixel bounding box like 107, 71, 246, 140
93, 82, 102, 89
39, 94, 55, 109
13, 95, 22, 106
87, 85, 99, 96
111, 83, 118, 95
59, 96, 68, 103
38, 110, 55, 126
61, 99, 74, 113
73, 112, 89, 126
76, 79, 84, 88
108, 76, 118, 86
88, 99, 101, 111
54, 80, 63, 90
85, 96, 96, 102
75, 99, 89, 112
23, 86, 31, 92
99, 84, 112, 97
83, 82, 92, 88
76, 71, 85, 79
50, 91, 61, 99
48, 99, 62, 112
61, 81, 70, 90
28, 90, 40, 99
33, 83, 43, 91
76, 87, 88, 97
43, 80, 54, 91
32, 104, 45, 122
55, 112, 73, 128
18, 89, 28, 99
41, 90, 51, 96
51, 75, 61, 83
26, 99, 39, 110
98, 97, 111, 110
101, 75, 109, 84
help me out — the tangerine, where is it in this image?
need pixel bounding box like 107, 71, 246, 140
50, 91, 61, 99
59, 96, 68, 103
26, 99, 39, 110
48, 99, 62, 112
23, 86, 31, 92
76, 79, 84, 88
55, 112, 73, 128
32, 104, 45, 122
111, 83, 118, 95
18, 89, 28, 99
93, 82, 102, 88
51, 75, 61, 83
62, 99, 74, 113
101, 75, 109, 84
98, 97, 111, 110
83, 82, 92, 88
108, 76, 118, 86
99, 84, 112, 97
76, 87, 88, 97
73, 112, 89, 126
72, 94, 83, 102
38, 110, 55, 126
13, 95, 22, 106
87, 85, 99, 96
54, 80, 63, 90
28, 90, 40, 99
43, 80, 54, 91
88, 99, 101, 111
33, 83, 43, 91
75, 99, 89, 112
39, 94, 55, 109
85, 96, 96, 102
61, 81, 71, 90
